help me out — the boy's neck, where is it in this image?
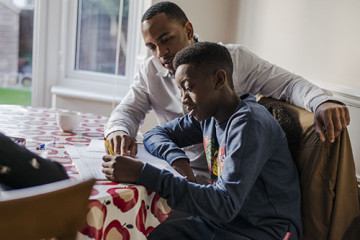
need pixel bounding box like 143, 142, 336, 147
214, 91, 240, 123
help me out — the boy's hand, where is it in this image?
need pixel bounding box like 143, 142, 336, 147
314, 102, 350, 143
102, 155, 144, 183
172, 158, 197, 183
106, 131, 137, 157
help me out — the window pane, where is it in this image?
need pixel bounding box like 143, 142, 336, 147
0, 0, 33, 105
76, 0, 129, 76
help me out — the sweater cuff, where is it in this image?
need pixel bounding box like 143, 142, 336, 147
165, 150, 190, 166
311, 96, 345, 113
136, 163, 162, 191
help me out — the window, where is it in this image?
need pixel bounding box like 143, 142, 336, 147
0, 0, 34, 106
76, 0, 129, 76
32, 0, 148, 107
65, 0, 144, 86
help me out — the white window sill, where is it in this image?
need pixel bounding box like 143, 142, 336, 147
51, 78, 130, 104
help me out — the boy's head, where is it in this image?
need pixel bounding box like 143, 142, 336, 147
173, 42, 235, 121
141, 2, 194, 74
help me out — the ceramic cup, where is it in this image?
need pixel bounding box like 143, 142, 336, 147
56, 111, 81, 133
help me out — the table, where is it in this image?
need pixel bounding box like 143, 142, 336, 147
0, 105, 171, 240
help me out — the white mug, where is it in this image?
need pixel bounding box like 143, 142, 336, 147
56, 111, 81, 133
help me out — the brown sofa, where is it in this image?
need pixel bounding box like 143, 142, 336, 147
259, 97, 359, 240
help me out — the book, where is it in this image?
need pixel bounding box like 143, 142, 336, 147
65, 140, 182, 180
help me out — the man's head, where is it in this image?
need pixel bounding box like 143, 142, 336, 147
173, 42, 234, 121
141, 1, 195, 74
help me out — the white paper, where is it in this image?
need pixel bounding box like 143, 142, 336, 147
65, 145, 106, 180
87, 139, 106, 152
65, 140, 182, 180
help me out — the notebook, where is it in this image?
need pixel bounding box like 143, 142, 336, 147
65, 140, 182, 180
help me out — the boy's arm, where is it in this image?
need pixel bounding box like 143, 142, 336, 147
103, 115, 203, 183
142, 115, 203, 182
143, 115, 203, 166
140, 116, 297, 222
102, 114, 282, 222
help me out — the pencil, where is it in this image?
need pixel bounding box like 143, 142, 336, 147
104, 138, 115, 155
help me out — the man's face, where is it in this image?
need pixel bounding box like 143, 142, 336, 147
175, 64, 218, 121
141, 13, 193, 74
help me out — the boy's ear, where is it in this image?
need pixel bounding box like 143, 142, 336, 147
214, 69, 227, 90
184, 21, 194, 40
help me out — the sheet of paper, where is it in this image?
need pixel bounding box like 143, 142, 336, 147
65, 140, 182, 180
87, 139, 106, 152
65, 145, 106, 180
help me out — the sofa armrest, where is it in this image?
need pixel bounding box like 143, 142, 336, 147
258, 97, 359, 240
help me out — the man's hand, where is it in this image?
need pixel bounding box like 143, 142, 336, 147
106, 131, 137, 157
172, 158, 197, 183
102, 155, 144, 183
314, 102, 350, 143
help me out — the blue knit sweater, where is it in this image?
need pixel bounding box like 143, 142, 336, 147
140, 94, 302, 239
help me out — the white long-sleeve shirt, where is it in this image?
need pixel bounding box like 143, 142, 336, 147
105, 43, 334, 139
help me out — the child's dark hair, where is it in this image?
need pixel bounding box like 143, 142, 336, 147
141, 1, 188, 26
173, 42, 234, 89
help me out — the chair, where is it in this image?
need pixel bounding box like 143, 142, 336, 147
259, 97, 360, 240
0, 178, 96, 240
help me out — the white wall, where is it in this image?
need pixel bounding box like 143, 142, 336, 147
152, 0, 237, 43
232, 0, 360, 179
234, 0, 360, 91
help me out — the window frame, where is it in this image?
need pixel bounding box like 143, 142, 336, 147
66, 0, 140, 85
32, 0, 148, 107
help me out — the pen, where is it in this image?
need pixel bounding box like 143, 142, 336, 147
36, 140, 56, 150
36, 143, 46, 150
104, 138, 115, 155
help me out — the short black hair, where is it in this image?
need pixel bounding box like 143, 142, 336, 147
141, 1, 188, 26
173, 42, 234, 89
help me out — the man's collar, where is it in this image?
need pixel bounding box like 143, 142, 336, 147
157, 66, 170, 78
194, 34, 200, 42
158, 70, 174, 78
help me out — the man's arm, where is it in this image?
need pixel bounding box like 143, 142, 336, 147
314, 101, 350, 143
104, 67, 152, 155
105, 131, 138, 157
229, 44, 350, 142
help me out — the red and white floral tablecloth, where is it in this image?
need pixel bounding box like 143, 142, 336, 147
0, 105, 171, 240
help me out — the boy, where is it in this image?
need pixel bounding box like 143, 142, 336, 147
102, 42, 302, 239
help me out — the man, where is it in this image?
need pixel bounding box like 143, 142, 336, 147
102, 42, 302, 239
104, 1, 350, 183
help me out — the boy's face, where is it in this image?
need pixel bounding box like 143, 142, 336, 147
175, 64, 218, 121
141, 13, 193, 74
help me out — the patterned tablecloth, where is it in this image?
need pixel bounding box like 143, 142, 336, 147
0, 105, 171, 240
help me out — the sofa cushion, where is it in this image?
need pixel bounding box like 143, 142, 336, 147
259, 97, 359, 240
